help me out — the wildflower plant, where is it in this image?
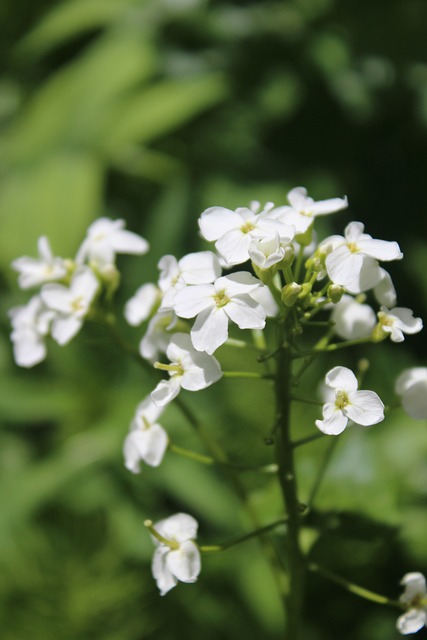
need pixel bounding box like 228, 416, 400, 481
9, 187, 426, 638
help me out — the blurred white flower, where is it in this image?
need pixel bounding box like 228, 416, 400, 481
124, 283, 160, 326
148, 513, 201, 596
376, 307, 423, 343
316, 366, 384, 435
330, 294, 376, 340
324, 222, 402, 294
76, 218, 149, 269
139, 310, 178, 363
151, 333, 222, 406
395, 368, 427, 420
9, 295, 53, 367
123, 397, 168, 472
12, 236, 68, 289
41, 267, 99, 345
397, 572, 427, 635
174, 272, 266, 354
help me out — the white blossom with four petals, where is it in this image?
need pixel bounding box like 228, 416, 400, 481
323, 222, 402, 294
12, 236, 68, 289
174, 272, 266, 354
316, 366, 384, 435
76, 217, 149, 269
150, 513, 201, 596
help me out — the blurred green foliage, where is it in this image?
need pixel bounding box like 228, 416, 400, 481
1, 0, 427, 638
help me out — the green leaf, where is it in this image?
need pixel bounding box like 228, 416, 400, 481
101, 73, 228, 153
2, 32, 156, 163
16, 0, 139, 58
0, 152, 103, 268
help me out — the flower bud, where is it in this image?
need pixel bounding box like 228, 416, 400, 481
327, 284, 345, 303
281, 282, 302, 307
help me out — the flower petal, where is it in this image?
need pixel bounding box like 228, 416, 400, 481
345, 390, 384, 426
325, 366, 358, 392
166, 541, 201, 584
198, 206, 244, 241
151, 377, 182, 407
225, 297, 266, 330
152, 547, 178, 596
190, 307, 229, 354
396, 608, 427, 635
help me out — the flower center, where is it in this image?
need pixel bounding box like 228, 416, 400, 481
299, 209, 313, 217
378, 311, 394, 327
346, 242, 360, 254
213, 289, 230, 308
335, 389, 349, 410
240, 221, 255, 234
71, 296, 85, 313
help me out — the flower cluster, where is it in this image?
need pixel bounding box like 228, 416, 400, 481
10, 186, 425, 601
10, 218, 149, 367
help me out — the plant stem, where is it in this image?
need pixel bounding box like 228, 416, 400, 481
174, 396, 287, 601
200, 517, 288, 553
274, 331, 305, 639
308, 563, 403, 609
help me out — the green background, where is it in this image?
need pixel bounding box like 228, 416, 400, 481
0, 1, 426, 638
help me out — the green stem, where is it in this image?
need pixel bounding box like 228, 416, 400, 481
274, 331, 305, 639
306, 437, 339, 508
174, 396, 287, 600
292, 432, 325, 448
223, 371, 268, 379
169, 443, 278, 474
290, 395, 323, 406
308, 563, 403, 609
200, 517, 288, 553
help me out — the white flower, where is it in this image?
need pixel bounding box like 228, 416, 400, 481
315, 366, 384, 435
151, 333, 222, 406
377, 307, 423, 343
248, 232, 291, 269
198, 201, 294, 266
9, 295, 53, 367
76, 218, 149, 268
273, 187, 348, 235
11, 236, 68, 289
158, 252, 221, 310
174, 272, 266, 354
124, 283, 160, 326
397, 572, 427, 635
149, 513, 201, 596
324, 222, 402, 294
330, 294, 376, 340
395, 368, 427, 420
123, 397, 168, 472
40, 267, 99, 345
